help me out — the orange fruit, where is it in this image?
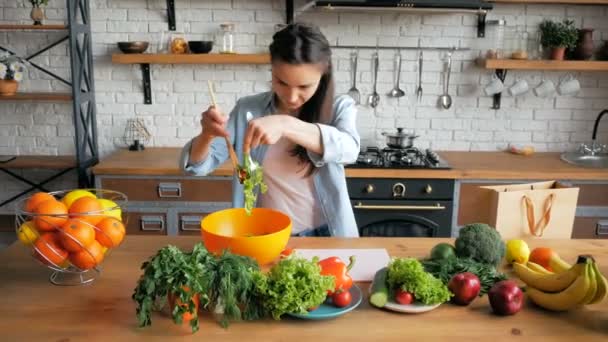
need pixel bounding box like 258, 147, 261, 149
68, 197, 104, 226
59, 219, 96, 252
95, 217, 125, 248
34, 233, 68, 267
25, 192, 55, 213
529, 247, 555, 271
33, 199, 68, 231
69, 240, 105, 270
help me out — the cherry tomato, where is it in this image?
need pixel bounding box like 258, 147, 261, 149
395, 289, 414, 305
332, 290, 352, 308
280, 248, 294, 258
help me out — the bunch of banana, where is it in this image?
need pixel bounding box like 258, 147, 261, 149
512, 255, 607, 311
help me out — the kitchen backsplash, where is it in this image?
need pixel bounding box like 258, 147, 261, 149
1, 0, 608, 157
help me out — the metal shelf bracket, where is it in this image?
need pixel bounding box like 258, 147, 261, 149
286, 0, 294, 24
492, 69, 507, 110
141, 63, 152, 104
477, 12, 487, 38
167, 0, 176, 31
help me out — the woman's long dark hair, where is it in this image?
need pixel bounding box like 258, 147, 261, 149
269, 23, 334, 175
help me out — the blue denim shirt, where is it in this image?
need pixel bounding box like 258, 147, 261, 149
179, 91, 361, 237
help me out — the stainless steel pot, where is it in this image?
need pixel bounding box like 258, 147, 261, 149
382, 128, 418, 149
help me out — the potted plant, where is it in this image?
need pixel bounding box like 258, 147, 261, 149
29, 0, 49, 25
0, 52, 27, 96
539, 19, 579, 60
132, 244, 211, 333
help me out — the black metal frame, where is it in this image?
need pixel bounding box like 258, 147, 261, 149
0, 0, 98, 209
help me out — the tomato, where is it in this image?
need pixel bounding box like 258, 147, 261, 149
280, 248, 294, 258
395, 289, 414, 305
332, 290, 352, 308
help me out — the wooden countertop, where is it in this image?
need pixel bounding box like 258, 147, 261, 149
92, 148, 608, 180
1, 236, 607, 341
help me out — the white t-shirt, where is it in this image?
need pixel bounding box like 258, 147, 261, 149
258, 137, 325, 235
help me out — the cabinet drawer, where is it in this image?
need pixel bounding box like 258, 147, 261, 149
177, 212, 208, 236
100, 178, 232, 202
572, 217, 608, 239
572, 184, 608, 206
125, 212, 168, 235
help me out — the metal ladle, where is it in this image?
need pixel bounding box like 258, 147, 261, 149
439, 51, 453, 110
368, 52, 380, 108
388, 50, 405, 98
346, 51, 361, 104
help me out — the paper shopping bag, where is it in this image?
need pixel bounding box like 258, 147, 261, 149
480, 181, 579, 239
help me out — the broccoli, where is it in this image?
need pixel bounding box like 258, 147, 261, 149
454, 223, 505, 267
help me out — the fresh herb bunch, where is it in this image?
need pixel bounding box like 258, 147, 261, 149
254, 255, 334, 320
29, 0, 49, 7
132, 244, 212, 333
0, 52, 27, 82
539, 19, 579, 49
242, 153, 266, 215
421, 257, 508, 296
200, 250, 264, 327
387, 257, 452, 305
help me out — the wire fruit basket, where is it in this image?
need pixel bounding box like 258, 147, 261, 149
15, 189, 128, 286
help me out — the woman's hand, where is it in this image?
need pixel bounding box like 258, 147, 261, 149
200, 105, 229, 139
243, 115, 289, 152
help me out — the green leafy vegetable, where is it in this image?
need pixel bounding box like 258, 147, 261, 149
132, 244, 212, 333
387, 258, 452, 305
455, 223, 505, 267
200, 250, 264, 327
253, 255, 334, 320
242, 153, 267, 216
421, 257, 508, 296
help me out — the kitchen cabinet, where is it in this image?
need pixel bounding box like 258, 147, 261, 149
95, 175, 232, 236
456, 180, 608, 239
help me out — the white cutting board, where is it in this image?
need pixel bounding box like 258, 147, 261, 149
294, 248, 391, 282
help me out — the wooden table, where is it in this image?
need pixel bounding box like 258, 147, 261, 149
1, 237, 607, 341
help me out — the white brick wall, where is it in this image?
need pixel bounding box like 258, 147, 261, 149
0, 0, 607, 160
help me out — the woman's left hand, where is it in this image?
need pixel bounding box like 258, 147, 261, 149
243, 115, 290, 152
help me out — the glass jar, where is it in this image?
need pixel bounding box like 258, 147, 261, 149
511, 30, 529, 60
485, 19, 506, 59
220, 23, 235, 54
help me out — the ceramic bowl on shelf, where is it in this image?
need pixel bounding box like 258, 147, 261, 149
15, 189, 128, 285
188, 41, 213, 54
200, 208, 291, 265
117, 41, 149, 54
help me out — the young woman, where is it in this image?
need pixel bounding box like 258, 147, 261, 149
180, 23, 360, 237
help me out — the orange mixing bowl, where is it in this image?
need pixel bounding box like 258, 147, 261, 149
200, 208, 291, 265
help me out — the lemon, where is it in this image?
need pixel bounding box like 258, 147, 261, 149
17, 221, 38, 245
98, 198, 122, 221
505, 239, 530, 264
62, 190, 96, 208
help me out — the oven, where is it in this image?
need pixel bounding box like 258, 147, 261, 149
348, 178, 454, 237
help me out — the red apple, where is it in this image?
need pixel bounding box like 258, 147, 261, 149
488, 280, 524, 316
448, 272, 481, 306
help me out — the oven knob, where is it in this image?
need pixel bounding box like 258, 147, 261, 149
425, 184, 433, 194
392, 183, 406, 198
365, 184, 375, 193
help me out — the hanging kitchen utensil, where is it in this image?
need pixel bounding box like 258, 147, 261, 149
439, 50, 453, 109
347, 51, 361, 104
368, 52, 380, 108
388, 50, 405, 98
416, 50, 423, 102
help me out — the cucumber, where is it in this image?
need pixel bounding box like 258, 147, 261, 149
369, 267, 389, 308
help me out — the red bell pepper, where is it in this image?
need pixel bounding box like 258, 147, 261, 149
318, 255, 356, 295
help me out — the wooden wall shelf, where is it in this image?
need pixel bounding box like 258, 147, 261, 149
111, 53, 271, 65
0, 24, 67, 30
0, 93, 72, 102
111, 53, 270, 104
478, 59, 608, 71
490, 0, 608, 4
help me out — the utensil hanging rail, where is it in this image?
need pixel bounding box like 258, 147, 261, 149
330, 45, 468, 52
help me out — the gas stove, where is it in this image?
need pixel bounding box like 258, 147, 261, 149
348, 146, 451, 169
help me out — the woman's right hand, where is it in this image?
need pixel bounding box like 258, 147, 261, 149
200, 105, 229, 139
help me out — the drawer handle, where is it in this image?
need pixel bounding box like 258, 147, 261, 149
180, 216, 203, 231
354, 202, 446, 210
140, 215, 165, 231
596, 220, 608, 236
157, 182, 182, 198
